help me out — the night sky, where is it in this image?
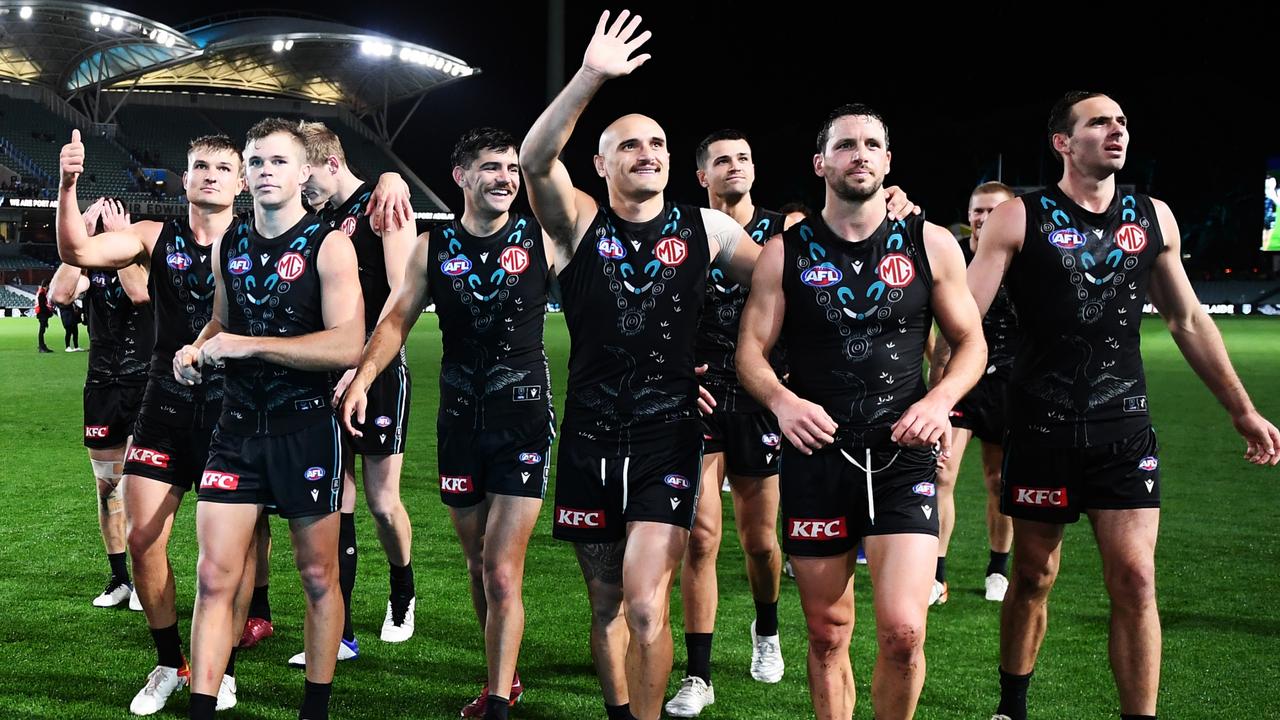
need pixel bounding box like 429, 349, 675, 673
110, 2, 1275, 274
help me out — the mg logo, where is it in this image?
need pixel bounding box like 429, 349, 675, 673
276, 252, 306, 281
877, 253, 915, 288
499, 246, 530, 275
340, 215, 358, 236
654, 236, 687, 267
1115, 223, 1147, 254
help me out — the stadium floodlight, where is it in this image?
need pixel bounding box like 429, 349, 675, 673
361, 40, 393, 58
285, 40, 294, 50
109, 15, 123, 31
19, 6, 32, 20
89, 11, 103, 26
272, 39, 284, 52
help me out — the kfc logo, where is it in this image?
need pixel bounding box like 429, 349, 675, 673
787, 518, 848, 540
1012, 487, 1068, 508
556, 507, 605, 529
200, 472, 240, 491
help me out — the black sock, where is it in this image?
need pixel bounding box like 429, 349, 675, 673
996, 667, 1032, 720
150, 623, 183, 669
108, 552, 129, 583
987, 551, 1010, 578
338, 512, 357, 641
483, 695, 510, 720
604, 703, 634, 720
754, 600, 779, 637
225, 645, 239, 678
249, 583, 272, 621
189, 693, 216, 720
1120, 715, 1156, 720
935, 556, 947, 584
299, 680, 332, 720
388, 560, 415, 602
684, 632, 713, 685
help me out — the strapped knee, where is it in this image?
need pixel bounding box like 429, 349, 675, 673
91, 459, 124, 513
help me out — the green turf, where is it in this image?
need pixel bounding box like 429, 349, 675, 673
0, 314, 1277, 718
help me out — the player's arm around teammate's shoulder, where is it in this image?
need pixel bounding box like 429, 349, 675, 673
1145, 199, 1280, 466
891, 222, 986, 456
367, 171, 414, 235
331, 175, 419, 403
966, 196, 1024, 316
340, 230, 433, 436
705, 207, 759, 286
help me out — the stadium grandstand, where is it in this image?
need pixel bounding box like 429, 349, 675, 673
0, 1, 476, 312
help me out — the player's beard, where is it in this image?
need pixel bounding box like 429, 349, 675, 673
832, 172, 883, 203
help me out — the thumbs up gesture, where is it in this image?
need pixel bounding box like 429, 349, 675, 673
60, 129, 84, 190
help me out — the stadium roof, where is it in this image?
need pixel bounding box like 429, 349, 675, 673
0, 4, 479, 116
0, 1, 197, 91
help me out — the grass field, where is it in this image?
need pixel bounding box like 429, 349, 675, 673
0, 314, 1277, 719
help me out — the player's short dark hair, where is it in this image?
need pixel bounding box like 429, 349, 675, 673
695, 129, 749, 169
451, 127, 517, 170
816, 104, 888, 154
1047, 91, 1110, 154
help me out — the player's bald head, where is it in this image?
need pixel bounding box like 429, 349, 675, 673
598, 114, 665, 156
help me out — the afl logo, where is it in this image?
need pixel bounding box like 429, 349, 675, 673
374, 415, 392, 428
166, 252, 192, 271
441, 256, 472, 276
663, 474, 691, 490
1049, 228, 1085, 250
654, 236, 688, 267
227, 254, 252, 276
304, 466, 326, 481
801, 265, 842, 287
276, 252, 306, 282
1138, 456, 1158, 472
597, 237, 626, 260
761, 433, 781, 448
877, 253, 915, 288
1115, 223, 1147, 254
340, 215, 358, 237
912, 482, 936, 497
519, 452, 542, 465
499, 246, 530, 275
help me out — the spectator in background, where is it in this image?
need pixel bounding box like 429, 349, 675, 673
58, 297, 83, 352
35, 282, 54, 353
